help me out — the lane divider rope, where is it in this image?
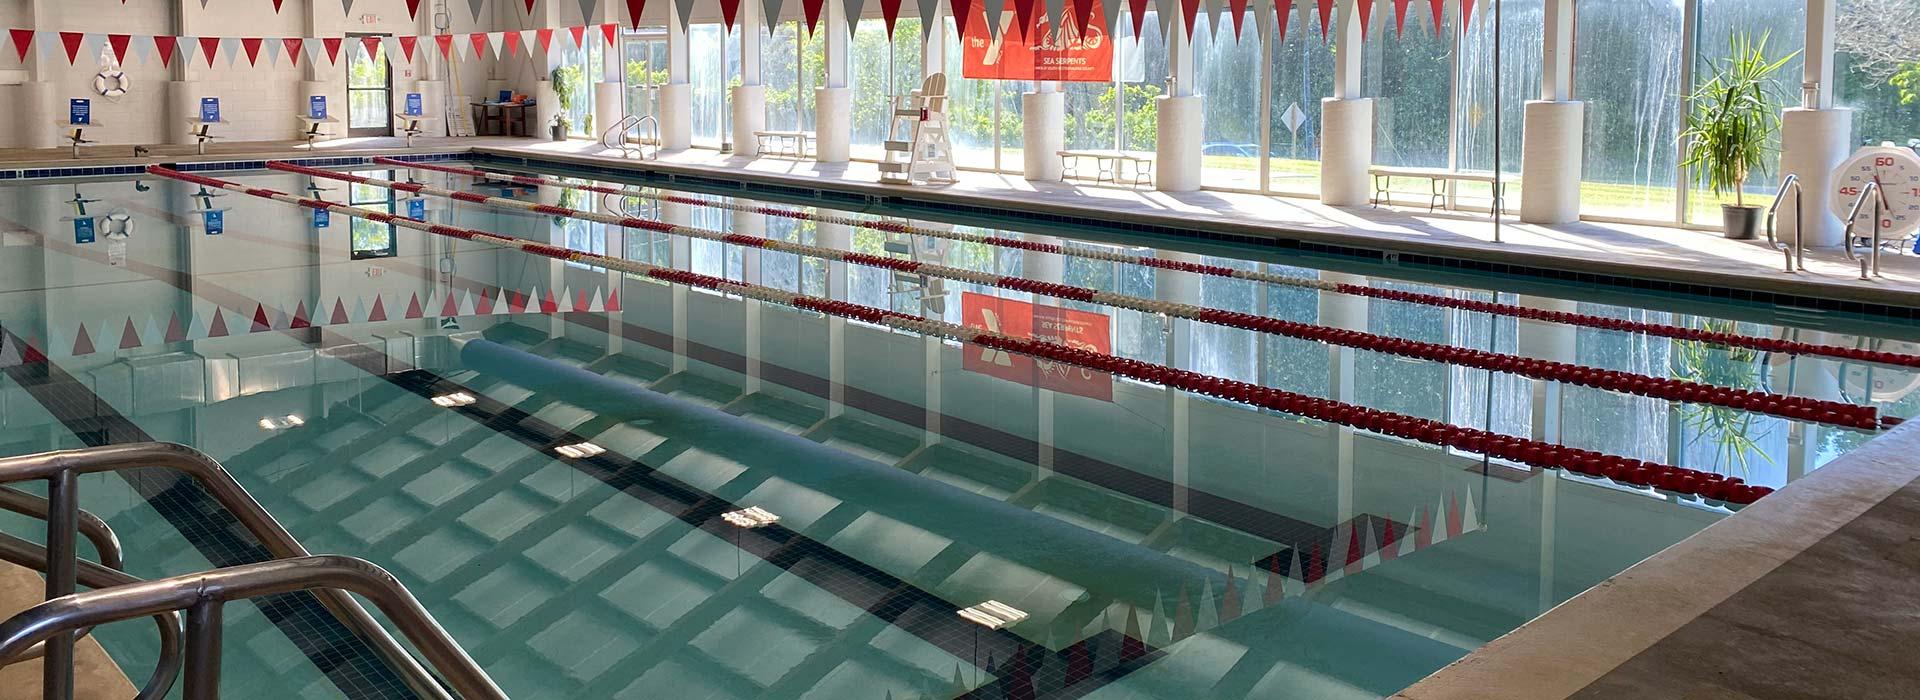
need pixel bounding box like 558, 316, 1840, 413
281, 161, 1885, 431
150, 164, 1778, 506
370, 156, 1920, 371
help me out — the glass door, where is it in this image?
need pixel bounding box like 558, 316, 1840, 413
347, 33, 392, 137
622, 29, 669, 121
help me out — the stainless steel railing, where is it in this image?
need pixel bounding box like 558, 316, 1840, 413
0, 531, 181, 700
1842, 181, 1885, 280
0, 442, 501, 700
1765, 174, 1806, 273
0, 555, 503, 700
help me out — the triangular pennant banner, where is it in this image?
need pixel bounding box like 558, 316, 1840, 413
9, 29, 33, 62
240, 37, 263, 65
601, 23, 618, 48
362, 35, 382, 62
802, 0, 825, 33
627, 0, 648, 26
533, 28, 553, 54
1357, 0, 1373, 38
1228, 0, 1247, 38
761, 0, 785, 30
881, 0, 903, 36
434, 34, 455, 60
406, 0, 424, 18
578, 0, 600, 22
198, 36, 221, 66
567, 25, 587, 51
1429, 0, 1445, 36
673, 0, 697, 25
342, 0, 356, 13
524, 0, 537, 10
130, 34, 152, 64
1127, 0, 1149, 40
284, 38, 305, 65
471, 32, 493, 59
471, 0, 488, 21
264, 37, 283, 66
982, 0, 1006, 38
844, 0, 868, 35
1316, 0, 1332, 39
106, 34, 131, 63
917, 0, 940, 38
502, 29, 522, 57
153, 34, 176, 67
1392, 0, 1410, 36
322, 37, 344, 64
397, 35, 418, 62
1461, 0, 1474, 30
221, 37, 241, 68
58, 31, 83, 65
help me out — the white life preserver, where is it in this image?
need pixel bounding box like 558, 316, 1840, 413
94, 69, 130, 98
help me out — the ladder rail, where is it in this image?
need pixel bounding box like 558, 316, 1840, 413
0, 531, 182, 700
0, 442, 478, 700
0, 555, 504, 700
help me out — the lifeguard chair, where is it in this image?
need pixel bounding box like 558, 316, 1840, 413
880, 73, 956, 185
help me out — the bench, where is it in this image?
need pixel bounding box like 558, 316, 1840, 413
1369, 166, 1514, 215
754, 130, 814, 159
1057, 149, 1155, 187
185, 118, 227, 155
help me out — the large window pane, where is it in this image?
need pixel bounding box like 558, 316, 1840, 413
944, 15, 1003, 170
1363, 1, 1454, 204
1455, 0, 1543, 209
766, 22, 803, 131
689, 23, 736, 147
1836, 0, 1920, 148
1267, 4, 1336, 194
1574, 0, 1683, 221
1686, 0, 1804, 225
1123, 10, 1165, 152
1197, 14, 1263, 190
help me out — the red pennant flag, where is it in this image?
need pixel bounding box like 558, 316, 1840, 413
534, 28, 554, 54
502, 30, 521, 56
605, 290, 620, 312
291, 301, 311, 329
165, 312, 186, 343
107, 34, 131, 62
567, 25, 586, 50
153, 35, 176, 67
9, 29, 33, 62
1011, 0, 1038, 38
240, 37, 263, 65
1126, 0, 1147, 41
626, 0, 647, 27
250, 305, 271, 333
1393, 0, 1411, 36
206, 310, 229, 337
1461, 0, 1474, 30
721, 0, 742, 30
119, 318, 141, 350
475, 291, 494, 315
361, 35, 381, 61
1357, 0, 1373, 38
600, 23, 618, 48
405, 0, 423, 18
801, 0, 824, 33
59, 32, 84, 65
322, 37, 343, 64
405, 293, 424, 319
330, 299, 349, 325
523, 0, 536, 11
1178, 0, 1198, 38
397, 35, 417, 62
272, 0, 285, 10
284, 38, 304, 65
439, 293, 460, 317
1317, 0, 1333, 39
199, 36, 221, 66
881, 0, 902, 37
469, 32, 488, 58
434, 34, 454, 59
1228, 0, 1248, 38
72, 324, 95, 356
368, 296, 388, 322
1273, 0, 1288, 44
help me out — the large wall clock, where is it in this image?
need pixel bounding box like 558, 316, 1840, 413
1830, 145, 1920, 244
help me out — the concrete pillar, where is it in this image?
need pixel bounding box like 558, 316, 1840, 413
1519, 101, 1584, 224
1517, 296, 1575, 445
1023, 91, 1065, 180
21, 82, 56, 150
1157, 9, 1202, 192
816, 88, 851, 162
594, 81, 624, 141
659, 83, 693, 149
1320, 2, 1371, 207
166, 82, 201, 147
1158, 251, 1203, 514
733, 85, 768, 156
536, 81, 563, 140
1320, 271, 1367, 524
1778, 0, 1850, 248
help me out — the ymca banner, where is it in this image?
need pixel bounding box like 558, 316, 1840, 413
960, 0, 1113, 82
962, 291, 1114, 401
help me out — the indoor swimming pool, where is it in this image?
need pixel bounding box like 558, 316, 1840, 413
1, 157, 1916, 700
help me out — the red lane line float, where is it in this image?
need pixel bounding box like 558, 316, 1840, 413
369, 157, 1920, 371
277, 161, 1884, 431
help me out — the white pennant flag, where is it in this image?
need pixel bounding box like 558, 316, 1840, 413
519, 29, 539, 57
577, 0, 600, 23
468, 0, 487, 22
1157, 0, 1180, 41
917, 0, 940, 38
34, 31, 55, 63
131, 34, 153, 65
179, 36, 199, 66
982, 0, 1006, 37
672, 0, 698, 28
762, 0, 784, 31
487, 30, 505, 59
1043, 0, 1065, 35
305, 40, 327, 66
220, 37, 241, 68
82, 33, 107, 65
264, 38, 283, 66
382, 35, 403, 65
342, 0, 357, 13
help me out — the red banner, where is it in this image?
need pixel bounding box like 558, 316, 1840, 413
960, 0, 1113, 82
962, 292, 1114, 402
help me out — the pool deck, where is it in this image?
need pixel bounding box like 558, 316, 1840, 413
6, 135, 1920, 310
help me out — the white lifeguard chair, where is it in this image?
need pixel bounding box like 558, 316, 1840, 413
880, 73, 956, 185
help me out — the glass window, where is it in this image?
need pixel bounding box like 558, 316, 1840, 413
623, 30, 669, 121
1835, 0, 1920, 149
554, 37, 602, 137
1263, 265, 1327, 398
1455, 0, 1542, 210
689, 23, 738, 147
1573, 0, 1683, 221
945, 14, 1003, 170
1358, 281, 1448, 422
558, 186, 606, 270
1686, 0, 1804, 225
347, 171, 397, 260
1123, 10, 1165, 153
346, 37, 391, 135
1197, 13, 1264, 190
766, 22, 803, 131
1266, 4, 1336, 194
1364, 0, 1453, 205
1192, 257, 1259, 384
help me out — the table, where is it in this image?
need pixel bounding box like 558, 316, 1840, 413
1369, 166, 1517, 217
754, 130, 815, 159
471, 103, 531, 137
1057, 149, 1156, 187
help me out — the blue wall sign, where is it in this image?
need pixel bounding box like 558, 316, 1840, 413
407, 198, 426, 220
405, 93, 424, 116
308, 95, 328, 119
314, 209, 331, 228
199, 97, 221, 123
74, 217, 96, 244
69, 99, 90, 126
203, 210, 224, 235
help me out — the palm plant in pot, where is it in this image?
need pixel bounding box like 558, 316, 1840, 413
1680, 32, 1799, 240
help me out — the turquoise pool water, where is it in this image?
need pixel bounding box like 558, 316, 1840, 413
0, 160, 1915, 699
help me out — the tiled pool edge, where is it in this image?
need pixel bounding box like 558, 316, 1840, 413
1392, 420, 1920, 700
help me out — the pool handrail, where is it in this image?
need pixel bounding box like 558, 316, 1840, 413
0, 530, 182, 700
1765, 173, 1805, 273
1841, 180, 1884, 280
0, 442, 485, 700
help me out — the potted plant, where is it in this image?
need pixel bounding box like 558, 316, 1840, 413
1681, 32, 1799, 240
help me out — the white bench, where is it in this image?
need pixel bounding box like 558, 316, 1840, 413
754, 130, 814, 159
1058, 149, 1155, 187
1369, 166, 1515, 215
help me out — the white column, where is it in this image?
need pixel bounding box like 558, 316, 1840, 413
734, 3, 767, 156
1319, 5, 1371, 206
1517, 296, 1575, 445
660, 13, 694, 149
816, 0, 853, 162
1159, 252, 1203, 513
1023, 90, 1065, 180
1520, 0, 1583, 224
1156, 12, 1203, 191
1778, 0, 1850, 247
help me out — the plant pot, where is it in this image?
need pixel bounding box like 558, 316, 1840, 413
549, 123, 566, 141
1722, 204, 1764, 240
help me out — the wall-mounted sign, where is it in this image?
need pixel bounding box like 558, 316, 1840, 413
961, 4, 1113, 82
314, 209, 331, 228
69, 98, 91, 125
406, 197, 426, 220
203, 209, 224, 235
308, 95, 328, 119
404, 92, 424, 116
73, 217, 96, 243
199, 97, 221, 122
961, 291, 1113, 401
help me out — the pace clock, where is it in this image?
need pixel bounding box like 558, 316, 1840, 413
1829, 145, 1920, 243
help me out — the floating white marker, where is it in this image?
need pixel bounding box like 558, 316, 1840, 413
958, 600, 1028, 630
430, 392, 477, 408
554, 442, 606, 459
721, 507, 781, 529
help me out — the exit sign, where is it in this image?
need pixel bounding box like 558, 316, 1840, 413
359, 13, 379, 24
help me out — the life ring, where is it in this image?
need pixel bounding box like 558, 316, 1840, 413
94, 70, 129, 98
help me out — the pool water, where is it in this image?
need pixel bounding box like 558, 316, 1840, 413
1, 161, 1916, 699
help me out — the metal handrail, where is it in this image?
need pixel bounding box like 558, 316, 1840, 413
1842, 180, 1884, 280
0, 443, 484, 700
634, 115, 660, 160
1765, 174, 1805, 272
0, 486, 123, 662
0, 531, 181, 700
0, 555, 505, 700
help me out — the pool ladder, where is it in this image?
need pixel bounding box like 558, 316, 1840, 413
601, 114, 660, 161
1842, 180, 1890, 281
1765, 174, 1807, 273
0, 442, 506, 700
